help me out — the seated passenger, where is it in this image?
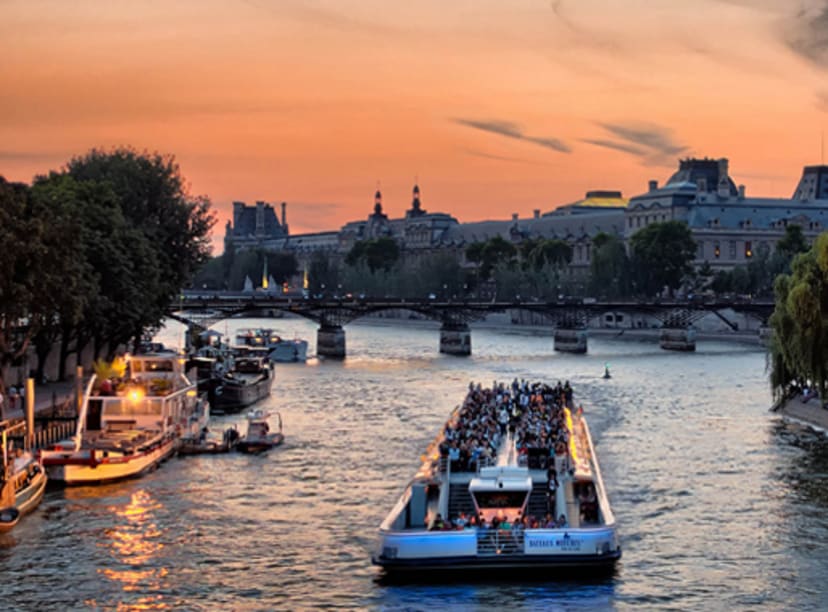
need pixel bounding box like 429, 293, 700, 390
454, 511, 468, 529
430, 513, 445, 531
556, 514, 568, 528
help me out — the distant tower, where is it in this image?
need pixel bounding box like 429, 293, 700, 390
374, 188, 383, 215
407, 183, 426, 218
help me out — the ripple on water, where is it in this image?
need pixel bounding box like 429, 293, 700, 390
3, 321, 828, 609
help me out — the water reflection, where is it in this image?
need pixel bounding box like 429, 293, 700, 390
101, 489, 169, 609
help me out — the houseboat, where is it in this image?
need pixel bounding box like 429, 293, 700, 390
39, 352, 200, 485
372, 380, 621, 572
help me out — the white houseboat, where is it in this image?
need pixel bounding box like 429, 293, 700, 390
372, 381, 621, 572
234, 328, 308, 363
40, 352, 200, 485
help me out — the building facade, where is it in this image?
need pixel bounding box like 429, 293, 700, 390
221, 159, 828, 283
626, 158, 828, 270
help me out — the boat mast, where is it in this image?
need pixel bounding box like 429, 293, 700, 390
73, 375, 99, 452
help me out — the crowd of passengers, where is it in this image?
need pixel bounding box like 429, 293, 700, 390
438, 379, 576, 472
428, 511, 569, 531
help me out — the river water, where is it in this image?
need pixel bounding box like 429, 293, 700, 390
2, 317, 827, 611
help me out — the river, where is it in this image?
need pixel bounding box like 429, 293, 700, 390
2, 316, 827, 610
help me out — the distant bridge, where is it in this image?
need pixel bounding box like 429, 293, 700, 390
172, 291, 775, 357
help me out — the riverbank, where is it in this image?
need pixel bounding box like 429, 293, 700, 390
1, 379, 77, 422
774, 395, 828, 433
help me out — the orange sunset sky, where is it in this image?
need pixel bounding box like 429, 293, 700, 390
2, 0, 827, 253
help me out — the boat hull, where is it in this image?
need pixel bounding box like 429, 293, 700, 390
372, 550, 621, 572
14, 468, 47, 517
0, 508, 20, 533
41, 436, 177, 485
237, 433, 284, 454
372, 526, 621, 572
211, 376, 272, 414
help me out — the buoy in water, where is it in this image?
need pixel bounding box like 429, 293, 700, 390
603, 364, 611, 379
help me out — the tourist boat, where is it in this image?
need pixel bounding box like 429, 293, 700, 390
234, 328, 308, 363
372, 381, 621, 572
39, 352, 200, 485
210, 355, 273, 414
0, 420, 48, 533
236, 409, 284, 454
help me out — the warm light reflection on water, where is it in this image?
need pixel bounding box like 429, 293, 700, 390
100, 490, 169, 608
2, 319, 828, 609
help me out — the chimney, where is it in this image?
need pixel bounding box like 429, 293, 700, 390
512, 213, 519, 221
717, 158, 730, 197
649, 180, 658, 192
255, 201, 265, 237
738, 185, 745, 199
533, 209, 540, 219
697, 178, 707, 192
281, 202, 287, 232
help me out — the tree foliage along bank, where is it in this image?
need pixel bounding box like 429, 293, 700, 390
768, 232, 828, 403
0, 148, 215, 389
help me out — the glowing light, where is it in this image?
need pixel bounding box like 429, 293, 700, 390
128, 388, 145, 402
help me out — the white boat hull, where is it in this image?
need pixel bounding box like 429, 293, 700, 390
373, 526, 620, 571
42, 436, 177, 485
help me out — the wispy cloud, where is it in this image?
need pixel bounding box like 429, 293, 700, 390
452, 118, 571, 153
579, 138, 647, 157
784, 2, 828, 67
463, 148, 546, 165
583, 122, 688, 166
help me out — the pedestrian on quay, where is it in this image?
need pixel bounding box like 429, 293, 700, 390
0, 387, 5, 420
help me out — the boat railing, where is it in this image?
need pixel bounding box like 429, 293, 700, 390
580, 416, 615, 525
476, 528, 525, 556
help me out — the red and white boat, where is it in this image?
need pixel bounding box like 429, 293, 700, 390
40, 352, 200, 485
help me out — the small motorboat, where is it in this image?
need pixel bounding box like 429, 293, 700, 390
237, 409, 284, 454
0, 507, 20, 533
1, 420, 48, 532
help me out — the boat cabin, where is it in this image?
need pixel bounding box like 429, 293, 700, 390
234, 356, 268, 374
86, 353, 197, 433
468, 466, 532, 523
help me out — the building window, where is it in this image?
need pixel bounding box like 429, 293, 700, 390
714, 242, 720, 258
729, 241, 737, 258
745, 241, 753, 258
697, 241, 704, 258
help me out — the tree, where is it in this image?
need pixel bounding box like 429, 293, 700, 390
67, 148, 216, 347
0, 178, 41, 391
345, 237, 400, 274
308, 251, 340, 294
589, 233, 630, 298
776, 224, 808, 262
629, 221, 696, 296
466, 236, 517, 280
768, 232, 828, 403
525, 239, 572, 271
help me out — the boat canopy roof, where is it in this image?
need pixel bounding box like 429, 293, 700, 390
469, 466, 532, 493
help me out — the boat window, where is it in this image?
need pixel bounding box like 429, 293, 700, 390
146, 360, 174, 372
472, 491, 528, 509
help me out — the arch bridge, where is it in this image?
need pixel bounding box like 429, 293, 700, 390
173, 292, 775, 357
